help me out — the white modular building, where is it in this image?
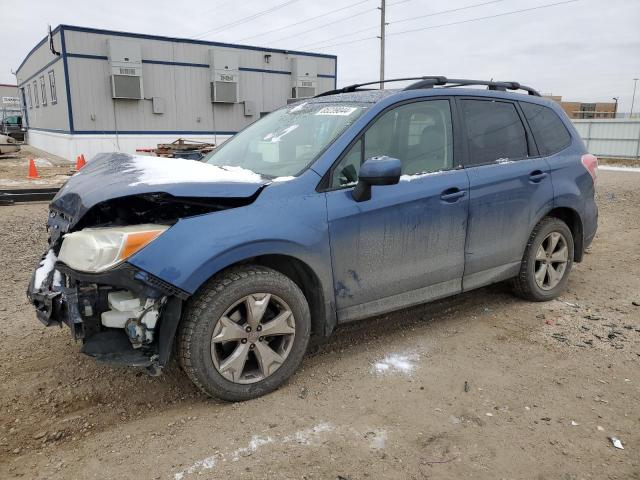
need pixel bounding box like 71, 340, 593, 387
16, 25, 337, 160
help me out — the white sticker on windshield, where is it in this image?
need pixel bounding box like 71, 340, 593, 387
315, 106, 358, 116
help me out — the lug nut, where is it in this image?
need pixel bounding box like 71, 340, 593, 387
245, 326, 252, 333
249, 343, 255, 350
241, 338, 247, 344
258, 336, 264, 342
256, 325, 262, 332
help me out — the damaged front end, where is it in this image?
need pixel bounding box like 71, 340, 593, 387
27, 234, 187, 374
26, 152, 269, 374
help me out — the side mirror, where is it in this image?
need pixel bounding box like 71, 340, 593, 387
352, 156, 401, 202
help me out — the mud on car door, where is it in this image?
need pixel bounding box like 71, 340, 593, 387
324, 98, 469, 322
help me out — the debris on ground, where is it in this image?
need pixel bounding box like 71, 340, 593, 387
609, 437, 624, 450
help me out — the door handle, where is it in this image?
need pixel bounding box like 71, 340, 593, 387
529, 170, 549, 183
440, 188, 467, 202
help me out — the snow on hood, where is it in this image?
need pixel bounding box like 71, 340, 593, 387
118, 155, 264, 186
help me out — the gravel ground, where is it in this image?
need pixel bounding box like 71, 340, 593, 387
0, 170, 638, 479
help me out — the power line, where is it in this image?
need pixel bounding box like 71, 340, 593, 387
268, 6, 379, 44
309, 0, 579, 50
297, 0, 507, 50
190, 0, 301, 39
392, 0, 507, 25
236, 0, 371, 42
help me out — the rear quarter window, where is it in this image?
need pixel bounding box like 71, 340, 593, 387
520, 102, 572, 156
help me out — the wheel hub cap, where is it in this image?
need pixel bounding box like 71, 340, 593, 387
534, 231, 569, 291
210, 293, 296, 384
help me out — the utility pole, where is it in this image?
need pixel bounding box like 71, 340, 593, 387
379, 0, 386, 89
612, 97, 619, 118
631, 78, 639, 118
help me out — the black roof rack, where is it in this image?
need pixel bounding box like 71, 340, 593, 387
315, 76, 540, 97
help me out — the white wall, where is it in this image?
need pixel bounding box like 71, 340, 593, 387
27, 129, 231, 162
572, 119, 640, 159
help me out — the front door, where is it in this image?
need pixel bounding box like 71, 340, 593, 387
324, 99, 470, 322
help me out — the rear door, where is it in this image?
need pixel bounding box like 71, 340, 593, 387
324, 98, 470, 321
458, 97, 554, 290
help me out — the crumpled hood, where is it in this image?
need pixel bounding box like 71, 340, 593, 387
50, 153, 269, 227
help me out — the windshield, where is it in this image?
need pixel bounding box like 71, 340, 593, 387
204, 102, 369, 177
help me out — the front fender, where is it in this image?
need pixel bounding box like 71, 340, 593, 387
127, 186, 333, 301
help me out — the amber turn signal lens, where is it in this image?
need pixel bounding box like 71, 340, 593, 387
119, 230, 165, 260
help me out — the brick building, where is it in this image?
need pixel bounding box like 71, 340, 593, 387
544, 95, 617, 119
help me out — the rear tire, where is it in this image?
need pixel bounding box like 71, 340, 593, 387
177, 265, 311, 401
513, 217, 574, 302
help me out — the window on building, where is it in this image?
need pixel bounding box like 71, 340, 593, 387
520, 102, 571, 156
330, 100, 454, 188
39, 76, 47, 106
27, 84, 32, 109
461, 99, 528, 165
48, 70, 57, 104
33, 80, 39, 107
580, 103, 596, 119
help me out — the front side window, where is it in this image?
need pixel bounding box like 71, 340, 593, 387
27, 84, 32, 108
33, 80, 39, 107
461, 99, 528, 165
48, 70, 57, 104
39, 76, 47, 106
203, 101, 369, 178
331, 99, 454, 188
520, 102, 571, 156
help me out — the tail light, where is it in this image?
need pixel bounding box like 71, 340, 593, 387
581, 153, 598, 181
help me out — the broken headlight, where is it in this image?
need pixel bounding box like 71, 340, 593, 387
58, 224, 169, 273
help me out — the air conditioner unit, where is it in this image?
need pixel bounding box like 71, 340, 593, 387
107, 39, 143, 99
290, 57, 317, 100
210, 49, 239, 103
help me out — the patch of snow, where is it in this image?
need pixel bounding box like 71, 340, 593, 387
173, 454, 217, 480
599, 165, 640, 173
231, 435, 273, 461
34, 249, 57, 290
174, 422, 333, 479
31, 158, 53, 167
124, 155, 264, 186
400, 170, 443, 182
271, 176, 296, 182
372, 352, 419, 375
283, 422, 333, 446
367, 429, 387, 449
52, 270, 62, 287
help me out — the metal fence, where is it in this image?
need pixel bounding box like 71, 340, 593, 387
572, 119, 640, 159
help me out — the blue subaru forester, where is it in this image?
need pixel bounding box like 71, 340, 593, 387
28, 77, 598, 400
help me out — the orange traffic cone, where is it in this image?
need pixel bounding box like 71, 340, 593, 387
75, 154, 86, 170
28, 158, 39, 179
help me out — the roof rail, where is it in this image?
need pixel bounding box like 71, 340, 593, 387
315, 76, 540, 97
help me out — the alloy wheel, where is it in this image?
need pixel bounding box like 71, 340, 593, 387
534, 232, 569, 290
210, 293, 296, 384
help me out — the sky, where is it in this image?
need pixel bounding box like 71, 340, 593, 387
3, 0, 640, 111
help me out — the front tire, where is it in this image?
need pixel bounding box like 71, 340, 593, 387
177, 265, 311, 401
513, 217, 574, 302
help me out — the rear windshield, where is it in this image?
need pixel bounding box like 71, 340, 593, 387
204, 102, 369, 178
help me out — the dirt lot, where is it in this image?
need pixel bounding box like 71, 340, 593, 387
0, 170, 638, 479
0, 145, 72, 188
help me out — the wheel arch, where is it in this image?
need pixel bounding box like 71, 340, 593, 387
189, 250, 335, 340
543, 207, 584, 262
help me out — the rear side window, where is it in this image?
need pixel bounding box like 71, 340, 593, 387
521, 102, 571, 155
461, 99, 528, 165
